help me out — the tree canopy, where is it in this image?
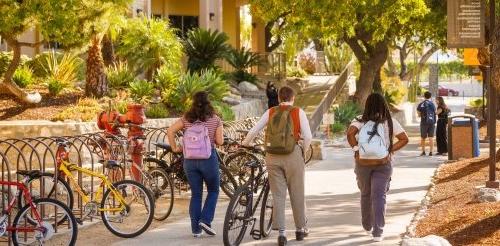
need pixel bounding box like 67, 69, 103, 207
0, 0, 130, 102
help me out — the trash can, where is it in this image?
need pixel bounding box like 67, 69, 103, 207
448, 115, 480, 160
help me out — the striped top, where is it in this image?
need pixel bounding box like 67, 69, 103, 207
182, 115, 222, 145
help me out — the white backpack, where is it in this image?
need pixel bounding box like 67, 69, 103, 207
358, 121, 389, 159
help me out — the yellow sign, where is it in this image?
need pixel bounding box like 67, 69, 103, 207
464, 48, 480, 66
475, 75, 483, 81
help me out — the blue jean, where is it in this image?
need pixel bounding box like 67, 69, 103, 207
183, 149, 220, 233
354, 163, 392, 237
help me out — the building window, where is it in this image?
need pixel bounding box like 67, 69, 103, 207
44, 41, 62, 50
168, 15, 199, 38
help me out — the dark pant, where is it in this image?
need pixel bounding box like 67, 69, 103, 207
354, 163, 393, 237
183, 149, 220, 234
436, 119, 448, 153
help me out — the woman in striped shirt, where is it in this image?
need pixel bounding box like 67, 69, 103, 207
167, 91, 224, 237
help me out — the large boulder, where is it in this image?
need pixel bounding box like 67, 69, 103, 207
402, 235, 452, 246
473, 186, 500, 203
238, 81, 259, 92
223, 96, 240, 106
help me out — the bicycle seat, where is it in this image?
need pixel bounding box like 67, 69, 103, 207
153, 143, 172, 152
55, 138, 69, 146
133, 135, 147, 140
17, 170, 42, 179
98, 160, 121, 169
245, 161, 259, 168
236, 129, 249, 134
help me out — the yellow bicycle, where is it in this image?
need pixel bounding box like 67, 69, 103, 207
23, 138, 155, 238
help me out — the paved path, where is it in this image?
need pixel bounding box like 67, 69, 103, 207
115, 139, 444, 246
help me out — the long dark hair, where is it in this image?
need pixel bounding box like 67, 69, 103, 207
184, 91, 215, 123
436, 96, 448, 110
358, 93, 394, 152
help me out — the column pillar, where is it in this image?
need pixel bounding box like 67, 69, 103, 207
251, 17, 266, 53
199, 0, 223, 31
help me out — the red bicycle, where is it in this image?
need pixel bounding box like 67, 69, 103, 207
0, 170, 78, 246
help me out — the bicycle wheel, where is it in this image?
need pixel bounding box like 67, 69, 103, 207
19, 172, 73, 211
148, 167, 174, 221
219, 164, 239, 198
223, 185, 252, 246
259, 183, 273, 238
101, 180, 154, 238
224, 151, 262, 187
12, 198, 78, 246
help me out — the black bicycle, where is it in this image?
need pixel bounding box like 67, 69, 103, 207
223, 147, 273, 246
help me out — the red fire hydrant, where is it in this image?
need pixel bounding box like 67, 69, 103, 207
97, 104, 146, 182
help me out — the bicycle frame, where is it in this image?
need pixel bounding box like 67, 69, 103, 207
58, 160, 127, 213
0, 179, 44, 233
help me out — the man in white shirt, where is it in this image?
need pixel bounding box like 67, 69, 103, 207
243, 86, 312, 246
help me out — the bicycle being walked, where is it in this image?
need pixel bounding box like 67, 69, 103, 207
239, 86, 313, 246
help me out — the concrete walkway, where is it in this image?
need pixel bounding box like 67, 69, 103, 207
115, 139, 444, 246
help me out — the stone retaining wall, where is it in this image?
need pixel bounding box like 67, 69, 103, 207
0, 99, 266, 139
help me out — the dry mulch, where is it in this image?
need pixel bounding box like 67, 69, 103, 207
479, 121, 500, 140
0, 89, 83, 121
415, 157, 500, 245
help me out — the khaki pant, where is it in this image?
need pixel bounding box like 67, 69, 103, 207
265, 145, 307, 230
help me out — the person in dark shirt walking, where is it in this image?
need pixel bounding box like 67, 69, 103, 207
266, 81, 279, 108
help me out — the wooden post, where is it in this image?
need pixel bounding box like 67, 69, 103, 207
486, 0, 499, 188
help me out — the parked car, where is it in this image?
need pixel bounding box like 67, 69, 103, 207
422, 85, 460, 96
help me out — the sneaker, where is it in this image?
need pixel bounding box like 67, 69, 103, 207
429, 152, 433, 156
278, 235, 287, 246
199, 222, 216, 236
193, 232, 203, 238
365, 229, 372, 236
420, 151, 426, 156
295, 228, 309, 241
373, 235, 384, 242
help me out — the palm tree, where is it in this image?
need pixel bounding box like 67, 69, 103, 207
184, 28, 231, 73
225, 48, 261, 83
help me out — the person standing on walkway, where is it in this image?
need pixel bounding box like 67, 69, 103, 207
347, 93, 409, 242
167, 91, 224, 237
266, 81, 280, 109
243, 86, 312, 246
435, 96, 450, 155
417, 91, 436, 156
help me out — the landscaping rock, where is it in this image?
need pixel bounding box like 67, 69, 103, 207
402, 235, 452, 246
223, 96, 240, 106
230, 86, 241, 96
310, 139, 324, 160
238, 81, 259, 92
473, 186, 500, 203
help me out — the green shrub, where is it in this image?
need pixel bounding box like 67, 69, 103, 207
184, 28, 231, 72
333, 101, 362, 126
213, 101, 235, 121
47, 78, 65, 96
286, 66, 307, 78
381, 71, 406, 107
330, 122, 346, 134
117, 17, 183, 80
324, 41, 352, 74
0, 51, 30, 77
469, 98, 486, 108
167, 69, 229, 111
129, 79, 155, 102
226, 48, 261, 83
155, 65, 180, 103
12, 66, 34, 88
38, 51, 81, 86
52, 98, 103, 122
106, 61, 135, 88
145, 103, 169, 118
297, 53, 316, 74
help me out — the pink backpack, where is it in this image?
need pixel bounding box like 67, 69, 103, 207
182, 121, 212, 159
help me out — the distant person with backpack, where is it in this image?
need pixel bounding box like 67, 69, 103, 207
417, 91, 437, 156
435, 96, 450, 155
266, 81, 280, 108
167, 91, 223, 237
243, 86, 312, 246
347, 93, 409, 242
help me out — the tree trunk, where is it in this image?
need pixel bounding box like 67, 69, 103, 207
373, 67, 383, 93
400, 46, 438, 81
387, 50, 398, 76
86, 36, 108, 97
0, 38, 41, 103
399, 47, 408, 79
101, 34, 115, 67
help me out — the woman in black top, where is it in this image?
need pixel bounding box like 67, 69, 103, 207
266, 81, 279, 108
435, 96, 450, 155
